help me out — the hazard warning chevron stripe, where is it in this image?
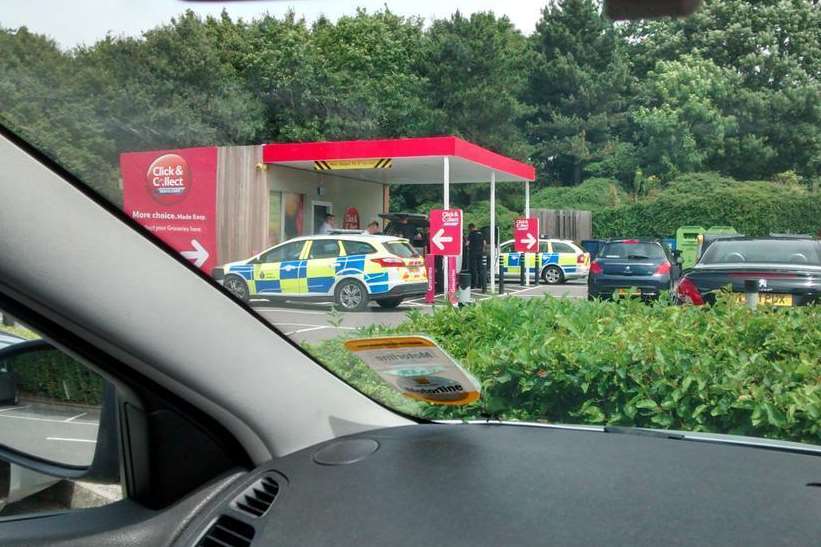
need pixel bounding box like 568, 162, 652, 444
313, 158, 392, 171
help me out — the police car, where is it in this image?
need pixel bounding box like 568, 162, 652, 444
499, 238, 590, 285
213, 235, 428, 311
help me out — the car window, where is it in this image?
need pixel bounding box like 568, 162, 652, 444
341, 241, 377, 256
262, 241, 304, 263
383, 241, 419, 258
701, 240, 821, 265
552, 242, 575, 254
539, 241, 550, 252
0, 310, 122, 515
309, 240, 341, 259
601, 243, 665, 259
500, 242, 513, 254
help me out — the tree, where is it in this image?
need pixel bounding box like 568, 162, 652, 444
526, 0, 632, 186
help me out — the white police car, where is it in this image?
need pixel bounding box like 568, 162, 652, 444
213, 235, 428, 311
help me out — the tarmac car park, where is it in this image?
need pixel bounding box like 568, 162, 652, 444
213, 234, 428, 312
498, 239, 590, 285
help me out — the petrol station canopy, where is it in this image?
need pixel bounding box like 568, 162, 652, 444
263, 136, 537, 295
262, 136, 536, 185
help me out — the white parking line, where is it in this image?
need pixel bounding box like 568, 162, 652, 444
65, 412, 88, 423
0, 405, 29, 413
0, 413, 98, 426
46, 437, 96, 443
254, 308, 328, 316
284, 326, 327, 336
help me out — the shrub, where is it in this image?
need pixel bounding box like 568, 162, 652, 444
11, 350, 103, 405
593, 173, 821, 238
305, 297, 821, 444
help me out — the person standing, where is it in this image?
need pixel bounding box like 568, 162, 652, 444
467, 223, 486, 289
318, 214, 335, 234
364, 220, 381, 235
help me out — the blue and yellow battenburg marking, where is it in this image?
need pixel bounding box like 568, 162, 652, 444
500, 251, 580, 276
224, 253, 394, 296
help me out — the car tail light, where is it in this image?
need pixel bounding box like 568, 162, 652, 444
623, 239, 640, 244
655, 261, 671, 275
577, 254, 585, 264
371, 257, 406, 268
590, 261, 603, 275
675, 277, 704, 305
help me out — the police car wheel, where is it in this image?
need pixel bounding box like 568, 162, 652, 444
376, 298, 403, 309
224, 275, 249, 302
542, 266, 564, 285
335, 279, 368, 312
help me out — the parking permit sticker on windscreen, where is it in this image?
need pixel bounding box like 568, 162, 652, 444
344, 336, 481, 406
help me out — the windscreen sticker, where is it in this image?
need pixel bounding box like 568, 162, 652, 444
344, 336, 481, 406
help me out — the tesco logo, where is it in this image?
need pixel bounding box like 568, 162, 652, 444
146, 154, 191, 205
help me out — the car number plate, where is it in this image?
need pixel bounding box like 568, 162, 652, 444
731, 293, 793, 306
616, 287, 641, 297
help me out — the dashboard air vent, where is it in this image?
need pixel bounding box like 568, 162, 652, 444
233, 475, 280, 518
198, 515, 255, 547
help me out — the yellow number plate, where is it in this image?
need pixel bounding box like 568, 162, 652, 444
616, 288, 641, 297
731, 293, 793, 306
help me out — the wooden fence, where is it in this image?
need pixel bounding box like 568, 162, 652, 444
532, 209, 592, 242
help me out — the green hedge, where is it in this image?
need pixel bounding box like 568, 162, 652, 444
11, 351, 103, 405
593, 173, 821, 238
305, 297, 821, 444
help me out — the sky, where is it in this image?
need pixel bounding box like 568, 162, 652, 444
1, 0, 549, 49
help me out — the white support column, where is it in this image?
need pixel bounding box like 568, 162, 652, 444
443, 157, 450, 299
524, 179, 531, 286
490, 172, 496, 294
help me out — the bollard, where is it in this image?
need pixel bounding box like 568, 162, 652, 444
744, 279, 758, 310
480, 255, 488, 294
534, 252, 541, 285
519, 253, 526, 286
498, 253, 505, 294
458, 272, 473, 306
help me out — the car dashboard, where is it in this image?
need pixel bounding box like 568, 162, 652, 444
174, 423, 821, 546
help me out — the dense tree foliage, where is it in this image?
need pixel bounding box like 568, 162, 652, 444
1, 1, 818, 226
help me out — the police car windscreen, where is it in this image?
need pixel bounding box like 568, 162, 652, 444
384, 242, 420, 258
701, 240, 821, 265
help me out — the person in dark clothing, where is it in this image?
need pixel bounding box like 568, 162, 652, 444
467, 223, 486, 288
396, 216, 418, 241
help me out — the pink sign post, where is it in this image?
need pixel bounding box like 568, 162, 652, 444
514, 217, 540, 254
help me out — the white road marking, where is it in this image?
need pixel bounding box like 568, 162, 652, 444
284, 326, 327, 336
254, 308, 328, 316
0, 405, 29, 413
65, 412, 88, 423
46, 437, 97, 443
0, 413, 98, 426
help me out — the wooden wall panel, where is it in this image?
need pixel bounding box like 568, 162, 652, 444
216, 145, 269, 264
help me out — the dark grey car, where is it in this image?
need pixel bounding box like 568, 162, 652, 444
588, 240, 680, 300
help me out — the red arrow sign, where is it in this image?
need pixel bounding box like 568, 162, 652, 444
429, 209, 463, 256
514, 217, 540, 253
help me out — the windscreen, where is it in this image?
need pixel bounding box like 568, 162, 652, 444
601, 243, 665, 259
701, 240, 821, 265
384, 242, 420, 258
1, 0, 820, 454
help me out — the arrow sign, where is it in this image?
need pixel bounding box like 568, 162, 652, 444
514, 217, 540, 253
519, 232, 538, 251
428, 209, 463, 256
431, 228, 454, 251
181, 239, 210, 268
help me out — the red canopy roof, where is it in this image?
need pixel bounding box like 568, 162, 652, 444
262, 136, 535, 184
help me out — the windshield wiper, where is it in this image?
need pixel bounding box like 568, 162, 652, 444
627, 254, 649, 260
